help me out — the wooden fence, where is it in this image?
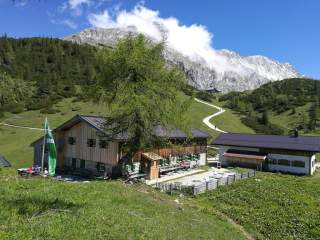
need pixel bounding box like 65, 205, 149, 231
155, 170, 256, 196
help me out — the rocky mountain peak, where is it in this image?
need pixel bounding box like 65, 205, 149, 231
64, 27, 301, 93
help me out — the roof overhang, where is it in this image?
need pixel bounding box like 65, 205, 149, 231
223, 152, 266, 161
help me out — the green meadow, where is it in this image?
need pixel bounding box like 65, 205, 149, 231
1, 96, 320, 240
195, 172, 320, 240
0, 168, 245, 240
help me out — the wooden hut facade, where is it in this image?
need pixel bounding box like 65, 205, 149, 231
31, 115, 209, 179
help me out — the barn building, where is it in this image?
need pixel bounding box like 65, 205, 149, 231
31, 115, 209, 179
212, 133, 319, 175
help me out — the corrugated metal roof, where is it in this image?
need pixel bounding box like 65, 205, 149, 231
212, 133, 320, 152
153, 125, 187, 139
191, 128, 210, 138
79, 116, 209, 140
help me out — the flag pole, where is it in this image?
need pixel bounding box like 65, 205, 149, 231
41, 117, 47, 175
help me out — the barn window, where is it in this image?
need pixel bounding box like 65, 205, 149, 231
278, 159, 290, 166
96, 162, 106, 172
80, 159, 85, 169
268, 158, 277, 165
99, 140, 107, 148
291, 160, 305, 168
71, 158, 77, 168
87, 139, 96, 147
68, 137, 76, 145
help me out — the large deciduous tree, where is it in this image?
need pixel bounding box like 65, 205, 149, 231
95, 34, 189, 156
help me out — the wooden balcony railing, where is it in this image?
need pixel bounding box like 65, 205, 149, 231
133, 145, 207, 161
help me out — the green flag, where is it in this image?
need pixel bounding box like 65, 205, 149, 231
45, 118, 57, 176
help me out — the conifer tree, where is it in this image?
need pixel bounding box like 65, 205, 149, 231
96, 34, 188, 156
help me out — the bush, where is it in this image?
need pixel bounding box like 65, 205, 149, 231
241, 116, 284, 135
196, 91, 215, 102
3, 103, 24, 114
40, 106, 60, 114
71, 106, 81, 111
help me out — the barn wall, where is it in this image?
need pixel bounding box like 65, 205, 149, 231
63, 122, 119, 166
268, 153, 312, 175
217, 145, 314, 175
218, 146, 259, 166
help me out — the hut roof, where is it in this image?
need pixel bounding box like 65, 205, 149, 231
31, 115, 209, 146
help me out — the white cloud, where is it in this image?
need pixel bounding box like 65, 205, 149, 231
50, 18, 78, 30
14, 0, 28, 7
87, 4, 234, 73
69, 0, 91, 9
62, 19, 78, 29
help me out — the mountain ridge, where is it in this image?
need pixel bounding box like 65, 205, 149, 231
64, 27, 301, 92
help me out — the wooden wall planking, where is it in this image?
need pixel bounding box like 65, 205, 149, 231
63, 122, 119, 166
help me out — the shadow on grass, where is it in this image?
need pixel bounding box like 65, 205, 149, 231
5, 196, 83, 217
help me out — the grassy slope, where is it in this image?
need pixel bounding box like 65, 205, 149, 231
0, 99, 110, 168
268, 103, 310, 132
208, 98, 255, 137
195, 172, 320, 240
0, 168, 245, 240
2, 95, 320, 239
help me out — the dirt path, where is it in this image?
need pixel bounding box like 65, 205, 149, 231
194, 98, 227, 133
214, 209, 255, 240
0, 122, 44, 131
188, 199, 255, 240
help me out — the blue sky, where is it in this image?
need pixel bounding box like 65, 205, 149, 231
0, 0, 319, 78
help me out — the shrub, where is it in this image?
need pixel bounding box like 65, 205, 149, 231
196, 91, 215, 102
40, 106, 60, 114
241, 116, 284, 135
3, 103, 24, 114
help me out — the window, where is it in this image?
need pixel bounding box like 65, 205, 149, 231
68, 137, 76, 145
291, 160, 305, 168
87, 139, 96, 147
268, 158, 277, 165
80, 159, 85, 169
96, 162, 106, 172
278, 159, 290, 166
71, 158, 77, 168
99, 140, 107, 149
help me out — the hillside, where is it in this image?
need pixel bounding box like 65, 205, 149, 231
0, 95, 235, 168
0, 36, 101, 113
219, 78, 320, 135
0, 168, 246, 240
0, 97, 252, 240
196, 171, 320, 240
